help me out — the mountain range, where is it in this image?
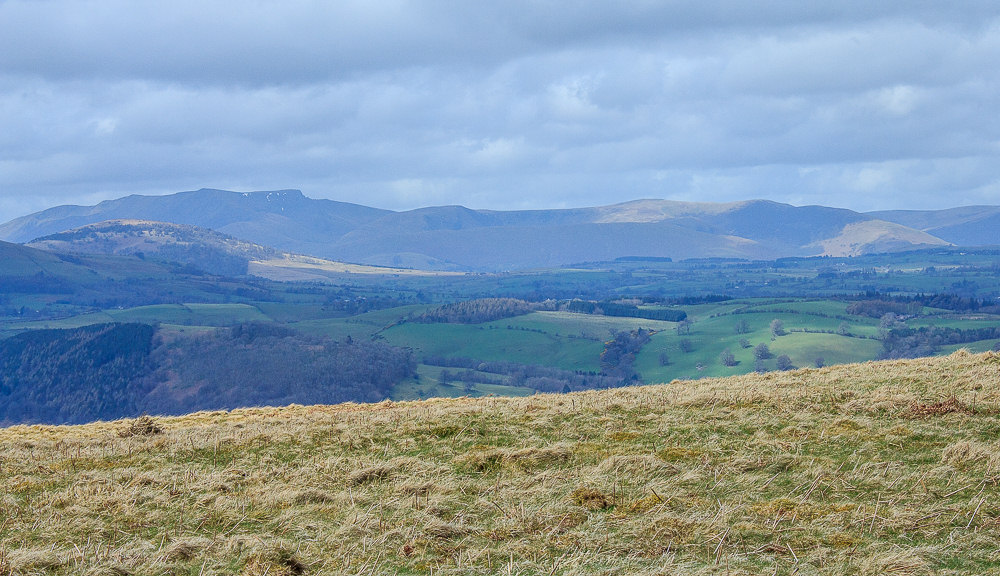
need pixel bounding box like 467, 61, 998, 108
1, 188, 994, 271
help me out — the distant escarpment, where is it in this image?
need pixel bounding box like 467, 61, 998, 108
0, 189, 969, 271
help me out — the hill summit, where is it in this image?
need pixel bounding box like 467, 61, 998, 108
0, 189, 961, 271
2, 351, 998, 574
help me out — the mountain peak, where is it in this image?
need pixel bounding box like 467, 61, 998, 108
0, 190, 985, 271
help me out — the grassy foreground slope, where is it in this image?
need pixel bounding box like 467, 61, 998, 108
2, 352, 1000, 575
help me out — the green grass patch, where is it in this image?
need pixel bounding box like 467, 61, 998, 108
384, 322, 604, 372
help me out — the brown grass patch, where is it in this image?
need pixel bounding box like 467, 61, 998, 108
941, 440, 997, 468
241, 544, 305, 576
859, 549, 931, 576
347, 463, 396, 485
569, 487, 612, 510
906, 396, 974, 417
117, 415, 163, 437
4, 352, 1000, 574
84, 565, 133, 576
161, 537, 213, 562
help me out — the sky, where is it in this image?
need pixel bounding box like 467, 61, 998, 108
2, 1, 1000, 223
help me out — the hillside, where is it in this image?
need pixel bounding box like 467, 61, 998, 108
27, 220, 280, 276
22, 219, 443, 279
869, 206, 1000, 247
0, 322, 415, 425
0, 189, 958, 271
0, 189, 390, 257
2, 351, 999, 575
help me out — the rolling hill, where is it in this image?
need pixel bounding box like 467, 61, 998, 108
27, 220, 280, 276
0, 189, 391, 258
0, 189, 962, 271
1, 351, 998, 574
868, 205, 1000, 247
22, 219, 457, 279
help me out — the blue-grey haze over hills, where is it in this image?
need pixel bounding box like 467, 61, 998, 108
2, 189, 995, 271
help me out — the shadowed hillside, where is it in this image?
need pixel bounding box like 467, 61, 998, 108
2, 351, 998, 574
0, 189, 390, 257
0, 189, 957, 271
869, 205, 1000, 247
28, 220, 280, 276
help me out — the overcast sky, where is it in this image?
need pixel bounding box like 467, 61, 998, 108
2, 1, 1000, 222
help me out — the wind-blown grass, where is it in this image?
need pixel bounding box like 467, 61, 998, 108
2, 350, 1000, 575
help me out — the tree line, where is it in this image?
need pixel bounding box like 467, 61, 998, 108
0, 322, 416, 425
423, 356, 627, 392
567, 300, 687, 322
414, 298, 543, 324
879, 325, 1000, 360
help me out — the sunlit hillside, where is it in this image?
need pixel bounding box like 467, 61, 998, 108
2, 351, 999, 575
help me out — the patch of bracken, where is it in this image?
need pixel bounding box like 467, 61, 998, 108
906, 397, 974, 418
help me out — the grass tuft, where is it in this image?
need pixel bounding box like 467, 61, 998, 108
906, 396, 975, 417
569, 487, 612, 510
860, 549, 932, 576
116, 415, 163, 437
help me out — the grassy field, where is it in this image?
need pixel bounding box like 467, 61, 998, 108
383, 322, 605, 372
635, 302, 884, 382
3, 303, 270, 333
2, 351, 999, 575
390, 365, 536, 401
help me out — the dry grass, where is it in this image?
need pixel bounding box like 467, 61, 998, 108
2, 350, 1000, 575
116, 415, 163, 438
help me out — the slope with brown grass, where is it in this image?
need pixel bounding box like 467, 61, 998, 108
2, 351, 1000, 575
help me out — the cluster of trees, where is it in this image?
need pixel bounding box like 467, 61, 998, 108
415, 298, 541, 324
849, 292, 995, 314
846, 300, 923, 318
600, 329, 653, 380
0, 323, 157, 424
0, 321, 417, 425
719, 349, 737, 366
641, 294, 731, 306
143, 323, 414, 414
567, 300, 687, 322
879, 325, 1000, 360
423, 356, 627, 392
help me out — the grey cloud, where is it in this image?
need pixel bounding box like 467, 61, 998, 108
1, 1, 1000, 223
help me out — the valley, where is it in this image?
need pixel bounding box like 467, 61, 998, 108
3, 222, 999, 424
2, 190, 999, 425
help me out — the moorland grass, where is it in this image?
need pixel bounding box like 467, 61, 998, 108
2, 351, 1000, 575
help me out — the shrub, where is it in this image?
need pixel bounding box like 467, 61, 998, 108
753, 343, 772, 360
719, 349, 737, 366
776, 354, 794, 371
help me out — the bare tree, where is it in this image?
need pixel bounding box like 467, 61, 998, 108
719, 349, 737, 366
770, 319, 786, 338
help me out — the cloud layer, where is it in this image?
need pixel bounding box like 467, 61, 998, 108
2, 1, 999, 221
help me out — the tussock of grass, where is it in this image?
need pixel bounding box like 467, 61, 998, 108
907, 396, 975, 417
2, 351, 1000, 574
116, 415, 162, 437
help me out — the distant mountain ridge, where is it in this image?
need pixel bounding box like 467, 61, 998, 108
1, 188, 980, 271
868, 206, 1000, 247
0, 189, 390, 258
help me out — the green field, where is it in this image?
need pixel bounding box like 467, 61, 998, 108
3, 303, 270, 334
3, 294, 997, 400
391, 364, 535, 401
383, 321, 605, 372
636, 308, 884, 382
4, 244, 1000, 408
